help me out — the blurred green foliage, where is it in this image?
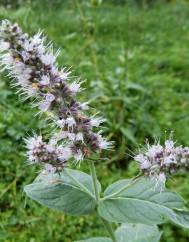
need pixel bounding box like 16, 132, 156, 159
0, 0, 189, 241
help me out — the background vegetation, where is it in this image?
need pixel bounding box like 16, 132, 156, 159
0, 0, 189, 241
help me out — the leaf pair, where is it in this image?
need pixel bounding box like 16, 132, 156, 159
24, 168, 189, 242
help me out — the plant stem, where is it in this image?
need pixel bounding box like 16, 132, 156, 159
88, 161, 117, 242
88, 161, 99, 203
101, 218, 117, 242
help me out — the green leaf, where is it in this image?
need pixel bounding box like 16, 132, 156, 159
120, 127, 136, 143
127, 83, 146, 92
98, 178, 189, 228
115, 224, 162, 242
24, 168, 101, 216
75, 237, 112, 242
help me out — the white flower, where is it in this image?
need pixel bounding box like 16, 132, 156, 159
16, 68, 31, 86
141, 160, 151, 170
67, 132, 76, 141
57, 131, 69, 140
164, 154, 177, 166
60, 70, 69, 81
165, 140, 174, 152
41, 53, 56, 66
0, 53, 14, 67
46, 144, 55, 153
97, 134, 112, 150
56, 119, 66, 128
90, 117, 105, 127
44, 164, 56, 173
23, 41, 34, 52
69, 81, 81, 93
32, 32, 43, 46
40, 75, 50, 85
57, 147, 72, 161
12, 61, 25, 75
45, 93, 55, 102
147, 144, 163, 158
134, 154, 147, 163
21, 51, 30, 62
80, 102, 89, 110
39, 101, 51, 112
75, 132, 84, 142
50, 66, 58, 75
66, 117, 76, 130
0, 41, 10, 52
25, 136, 43, 150
74, 149, 83, 162
39, 93, 55, 111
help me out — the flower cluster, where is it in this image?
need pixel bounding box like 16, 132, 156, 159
0, 20, 112, 172
134, 139, 189, 187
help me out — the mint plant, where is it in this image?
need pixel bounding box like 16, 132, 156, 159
0, 20, 189, 242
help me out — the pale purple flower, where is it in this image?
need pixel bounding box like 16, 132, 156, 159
0, 20, 112, 172
0, 41, 10, 51
134, 139, 189, 187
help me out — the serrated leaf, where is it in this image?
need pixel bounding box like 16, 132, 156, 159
98, 178, 189, 228
115, 224, 161, 242
24, 168, 101, 216
75, 237, 112, 242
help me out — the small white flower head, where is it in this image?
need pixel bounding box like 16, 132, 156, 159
67, 132, 76, 141
41, 53, 56, 66
147, 144, 163, 159
164, 154, 177, 166
39, 100, 51, 112
134, 138, 189, 186
56, 119, 66, 128
39, 93, 55, 112
97, 134, 113, 150
32, 32, 44, 46
80, 102, 89, 110
46, 144, 55, 153
165, 139, 174, 152
75, 132, 84, 142
12, 61, 25, 75
59, 69, 70, 81
68, 81, 82, 93
134, 154, 151, 170
74, 149, 83, 163
134, 154, 146, 163
0, 53, 14, 67
40, 75, 50, 85
57, 131, 69, 140
23, 40, 34, 52
57, 146, 72, 161
45, 93, 55, 102
0, 41, 10, 52
90, 117, 105, 127
25, 135, 43, 150
21, 51, 30, 62
66, 117, 76, 130
44, 163, 56, 173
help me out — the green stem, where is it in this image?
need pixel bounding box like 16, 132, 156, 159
88, 161, 117, 242
88, 161, 99, 203
101, 218, 117, 242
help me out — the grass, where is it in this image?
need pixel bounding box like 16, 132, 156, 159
0, 0, 189, 241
